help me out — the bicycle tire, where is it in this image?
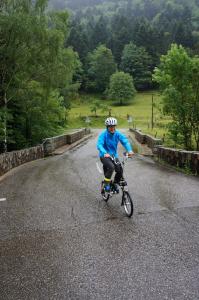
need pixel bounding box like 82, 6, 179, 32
122, 191, 133, 217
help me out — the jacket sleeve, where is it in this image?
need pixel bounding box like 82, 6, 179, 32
97, 132, 107, 156
118, 132, 133, 152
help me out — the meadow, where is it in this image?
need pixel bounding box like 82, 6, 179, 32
67, 91, 171, 143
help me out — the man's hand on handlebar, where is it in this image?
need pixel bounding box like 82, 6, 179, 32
104, 152, 134, 158
126, 151, 134, 157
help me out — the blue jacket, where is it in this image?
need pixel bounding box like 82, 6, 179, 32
97, 129, 132, 158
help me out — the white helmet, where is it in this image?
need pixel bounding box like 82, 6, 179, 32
105, 117, 117, 126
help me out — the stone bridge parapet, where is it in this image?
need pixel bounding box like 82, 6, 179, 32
130, 129, 162, 148
0, 145, 44, 176
130, 128, 199, 175
43, 128, 90, 156
0, 128, 91, 177
155, 146, 199, 175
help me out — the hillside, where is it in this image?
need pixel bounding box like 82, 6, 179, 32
48, 0, 199, 16
49, 0, 115, 10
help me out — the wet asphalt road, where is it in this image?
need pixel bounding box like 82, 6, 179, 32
0, 130, 199, 300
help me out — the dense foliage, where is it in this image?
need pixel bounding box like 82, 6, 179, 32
60, 0, 199, 150
2, 0, 199, 151
0, 0, 81, 151
85, 45, 117, 93
153, 44, 199, 151
120, 42, 152, 90
62, 0, 199, 93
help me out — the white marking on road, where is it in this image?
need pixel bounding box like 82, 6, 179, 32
0, 198, 6, 201
96, 162, 103, 174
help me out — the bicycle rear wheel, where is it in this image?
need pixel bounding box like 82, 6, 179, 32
122, 191, 133, 217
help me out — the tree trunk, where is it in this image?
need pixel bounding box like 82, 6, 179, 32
194, 127, 199, 151
25, 114, 32, 146
4, 92, 7, 153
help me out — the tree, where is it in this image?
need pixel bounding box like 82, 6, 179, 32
120, 42, 152, 90
90, 15, 109, 50
90, 99, 111, 117
108, 72, 136, 105
86, 45, 117, 93
90, 100, 105, 117
67, 21, 89, 62
189, 57, 199, 150
0, 0, 80, 151
153, 44, 199, 150
153, 3, 194, 53
108, 15, 131, 64
132, 17, 160, 67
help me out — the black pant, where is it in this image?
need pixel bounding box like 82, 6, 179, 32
100, 157, 123, 183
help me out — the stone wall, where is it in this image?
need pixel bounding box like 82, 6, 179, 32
0, 145, 44, 176
133, 129, 146, 144
43, 135, 68, 156
0, 128, 91, 176
130, 129, 162, 148
130, 128, 199, 175
155, 146, 199, 175
66, 128, 90, 144
43, 128, 91, 156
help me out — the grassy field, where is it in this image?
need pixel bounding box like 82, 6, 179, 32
67, 91, 171, 141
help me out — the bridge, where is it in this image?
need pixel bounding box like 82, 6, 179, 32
0, 130, 199, 299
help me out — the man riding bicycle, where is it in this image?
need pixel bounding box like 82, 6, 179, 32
97, 117, 134, 192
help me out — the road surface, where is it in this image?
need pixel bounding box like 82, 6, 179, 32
0, 131, 199, 299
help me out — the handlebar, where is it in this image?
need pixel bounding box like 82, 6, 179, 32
123, 152, 134, 159
106, 153, 134, 165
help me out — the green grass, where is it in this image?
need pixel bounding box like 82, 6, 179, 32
67, 91, 171, 142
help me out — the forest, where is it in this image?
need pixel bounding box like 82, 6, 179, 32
1, 0, 199, 151
65, 0, 199, 68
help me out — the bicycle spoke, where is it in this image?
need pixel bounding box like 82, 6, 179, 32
123, 191, 133, 217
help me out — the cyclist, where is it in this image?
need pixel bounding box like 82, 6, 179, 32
97, 117, 134, 192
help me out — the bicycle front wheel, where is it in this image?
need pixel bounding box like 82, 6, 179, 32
122, 191, 133, 217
